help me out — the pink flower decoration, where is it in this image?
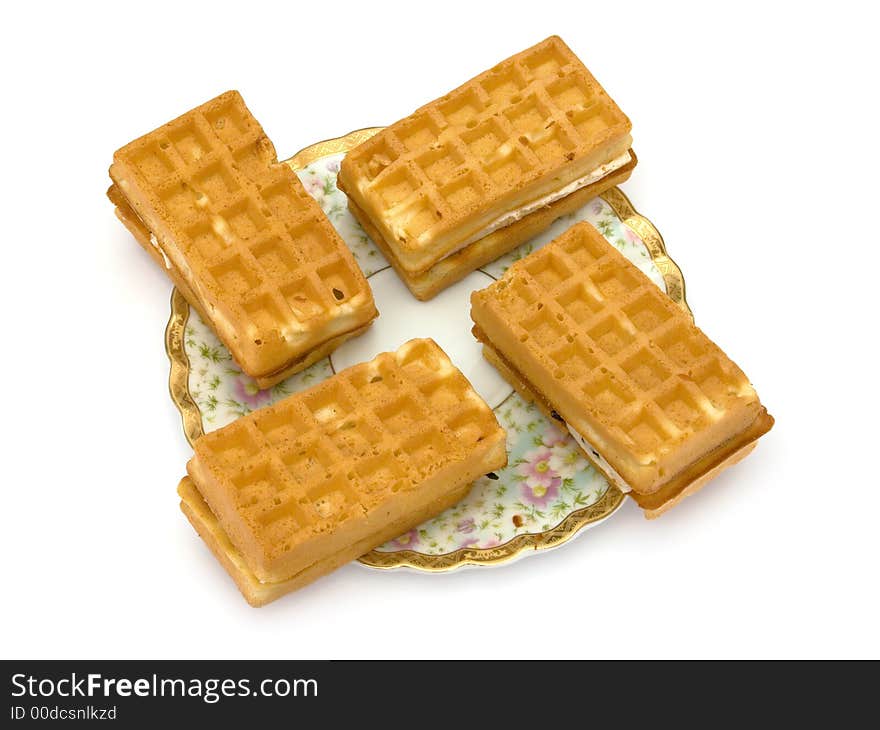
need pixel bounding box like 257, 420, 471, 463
304, 175, 325, 204
623, 225, 641, 244
591, 200, 604, 215
326, 159, 340, 174
517, 447, 555, 485
456, 518, 476, 534
548, 446, 581, 480
516, 447, 562, 507
390, 529, 419, 550
233, 376, 272, 409
520, 477, 560, 508
458, 536, 480, 549
542, 424, 568, 448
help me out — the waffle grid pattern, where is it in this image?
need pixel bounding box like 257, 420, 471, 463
113, 91, 372, 359
341, 36, 630, 255
194, 340, 499, 553
477, 224, 754, 463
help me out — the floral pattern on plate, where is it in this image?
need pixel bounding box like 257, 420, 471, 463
374, 395, 612, 555
180, 150, 669, 559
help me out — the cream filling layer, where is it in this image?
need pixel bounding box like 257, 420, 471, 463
149, 233, 172, 270
438, 151, 632, 262
565, 424, 633, 494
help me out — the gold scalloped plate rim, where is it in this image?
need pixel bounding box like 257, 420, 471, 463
164, 127, 691, 573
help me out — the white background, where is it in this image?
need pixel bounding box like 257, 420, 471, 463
2, 1, 877, 659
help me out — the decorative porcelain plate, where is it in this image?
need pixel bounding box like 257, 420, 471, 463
166, 129, 690, 571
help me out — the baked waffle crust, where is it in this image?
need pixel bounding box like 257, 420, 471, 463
109, 91, 377, 387
347, 152, 635, 300
477, 333, 772, 518
178, 477, 469, 606
471, 221, 773, 515
338, 35, 634, 281
183, 338, 506, 603
109, 185, 369, 387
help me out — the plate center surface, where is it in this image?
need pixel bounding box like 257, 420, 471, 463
330, 267, 514, 410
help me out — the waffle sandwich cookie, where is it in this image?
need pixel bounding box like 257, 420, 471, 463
471, 223, 773, 518
109, 91, 377, 388
338, 36, 635, 300
180, 338, 506, 606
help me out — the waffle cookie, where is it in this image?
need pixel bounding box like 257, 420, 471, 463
347, 152, 635, 300
181, 338, 506, 605
108, 184, 372, 376
471, 222, 773, 518
109, 91, 377, 388
338, 35, 634, 300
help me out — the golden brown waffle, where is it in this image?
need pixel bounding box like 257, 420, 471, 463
347, 152, 636, 300
477, 337, 767, 519
338, 35, 633, 283
108, 184, 371, 387
109, 91, 377, 387
471, 222, 772, 515
184, 338, 506, 598
178, 476, 471, 607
